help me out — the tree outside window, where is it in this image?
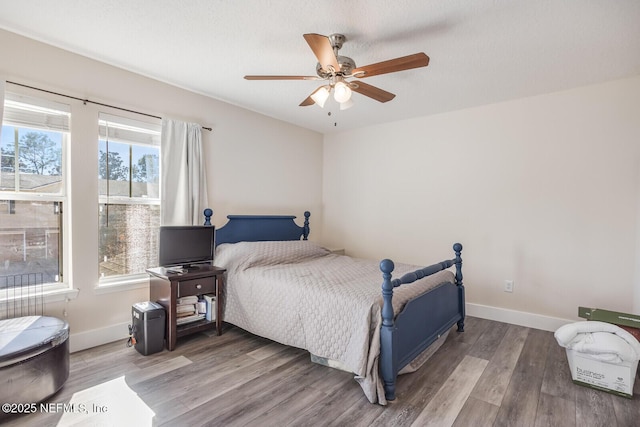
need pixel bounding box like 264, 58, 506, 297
1, 112, 67, 288
97, 115, 161, 280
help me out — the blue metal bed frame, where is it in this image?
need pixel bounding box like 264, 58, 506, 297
207, 209, 464, 401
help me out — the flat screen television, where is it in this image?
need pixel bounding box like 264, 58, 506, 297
158, 226, 215, 269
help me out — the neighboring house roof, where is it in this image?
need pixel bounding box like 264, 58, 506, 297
0, 173, 159, 198
0, 172, 62, 192
98, 179, 159, 199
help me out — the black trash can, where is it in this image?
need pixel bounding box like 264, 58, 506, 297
131, 301, 165, 355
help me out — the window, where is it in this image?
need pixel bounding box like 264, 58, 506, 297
0, 92, 69, 290
98, 113, 161, 282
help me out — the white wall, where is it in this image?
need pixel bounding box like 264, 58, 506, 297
0, 29, 323, 350
323, 76, 640, 326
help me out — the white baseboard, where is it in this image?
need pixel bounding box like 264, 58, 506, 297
67, 304, 573, 353
69, 321, 131, 353
466, 302, 574, 332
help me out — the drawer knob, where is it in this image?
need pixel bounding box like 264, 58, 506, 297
196, 284, 202, 289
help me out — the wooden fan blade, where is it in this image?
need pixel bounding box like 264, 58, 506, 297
299, 86, 327, 106
244, 75, 319, 80
351, 81, 396, 103
299, 96, 315, 107
352, 52, 429, 78
303, 33, 340, 72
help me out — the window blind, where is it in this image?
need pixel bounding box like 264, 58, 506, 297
3, 92, 70, 132
98, 112, 161, 146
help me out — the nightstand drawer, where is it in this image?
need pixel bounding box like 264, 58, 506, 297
177, 276, 215, 297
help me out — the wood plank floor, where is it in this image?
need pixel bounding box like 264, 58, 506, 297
3, 316, 639, 426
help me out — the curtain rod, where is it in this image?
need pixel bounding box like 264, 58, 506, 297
6, 80, 213, 131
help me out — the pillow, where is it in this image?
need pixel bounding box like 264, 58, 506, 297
215, 240, 330, 270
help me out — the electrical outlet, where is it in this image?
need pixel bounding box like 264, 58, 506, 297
504, 280, 514, 293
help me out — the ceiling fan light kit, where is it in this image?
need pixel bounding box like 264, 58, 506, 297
333, 81, 352, 103
310, 86, 330, 108
339, 98, 354, 111
308, 78, 354, 109
244, 33, 429, 110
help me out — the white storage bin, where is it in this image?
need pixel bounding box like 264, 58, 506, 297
555, 321, 640, 398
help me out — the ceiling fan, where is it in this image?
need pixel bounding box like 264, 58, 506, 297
244, 33, 430, 110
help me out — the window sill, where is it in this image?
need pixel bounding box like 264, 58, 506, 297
95, 274, 150, 294
0, 284, 79, 306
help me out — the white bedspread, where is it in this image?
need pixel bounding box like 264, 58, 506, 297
214, 240, 455, 404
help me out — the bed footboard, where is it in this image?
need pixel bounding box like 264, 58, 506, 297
379, 243, 464, 401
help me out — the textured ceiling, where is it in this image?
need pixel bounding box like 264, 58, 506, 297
1, 0, 639, 134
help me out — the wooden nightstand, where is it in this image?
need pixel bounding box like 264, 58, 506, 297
147, 265, 225, 351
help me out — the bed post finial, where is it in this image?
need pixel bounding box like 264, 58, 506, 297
303, 211, 310, 240
380, 258, 397, 400
203, 208, 213, 226
453, 243, 463, 286
380, 259, 395, 328
453, 243, 465, 332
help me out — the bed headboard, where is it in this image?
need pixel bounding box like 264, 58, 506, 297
211, 210, 310, 246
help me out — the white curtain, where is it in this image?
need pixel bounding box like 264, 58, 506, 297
161, 119, 209, 225
0, 79, 5, 130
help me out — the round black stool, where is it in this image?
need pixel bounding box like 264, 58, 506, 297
0, 316, 70, 417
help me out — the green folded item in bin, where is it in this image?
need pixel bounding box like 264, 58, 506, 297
579, 307, 640, 328
578, 307, 640, 342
